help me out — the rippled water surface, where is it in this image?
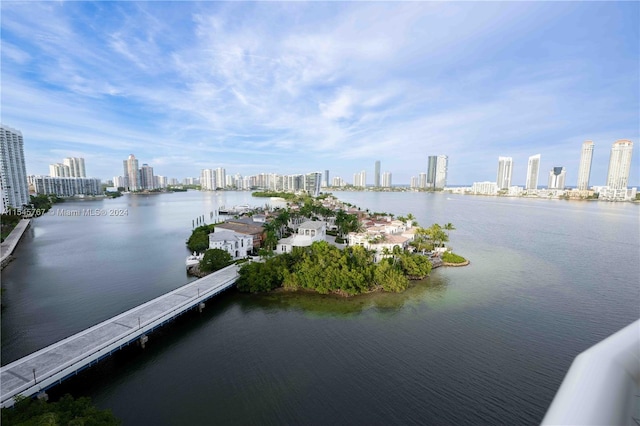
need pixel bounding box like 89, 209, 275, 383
2, 191, 638, 425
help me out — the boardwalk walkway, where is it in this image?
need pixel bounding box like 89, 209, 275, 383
0, 263, 240, 407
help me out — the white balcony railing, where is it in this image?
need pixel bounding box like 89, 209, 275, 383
542, 319, 640, 425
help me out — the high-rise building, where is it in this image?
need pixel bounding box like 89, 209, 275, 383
427, 156, 438, 188
324, 170, 329, 187
332, 177, 345, 187
526, 154, 541, 190
374, 161, 381, 187
200, 169, 216, 191
426, 155, 448, 189
155, 175, 168, 189
418, 172, 427, 188
305, 172, 322, 197
496, 157, 513, 190
29, 176, 101, 197
435, 155, 448, 188
548, 167, 566, 189
215, 168, 226, 189
123, 154, 140, 191
49, 163, 70, 177
0, 125, 29, 211
63, 157, 86, 177
353, 171, 366, 187
140, 164, 155, 190
576, 141, 594, 190
606, 140, 633, 190
382, 171, 392, 188
113, 176, 127, 189
410, 176, 419, 189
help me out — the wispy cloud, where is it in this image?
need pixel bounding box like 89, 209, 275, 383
1, 1, 637, 185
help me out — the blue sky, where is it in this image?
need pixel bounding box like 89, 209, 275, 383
1, 1, 638, 186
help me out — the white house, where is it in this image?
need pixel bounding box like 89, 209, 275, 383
209, 229, 253, 259
276, 221, 326, 254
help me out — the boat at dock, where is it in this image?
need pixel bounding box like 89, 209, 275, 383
186, 252, 204, 267
218, 205, 251, 216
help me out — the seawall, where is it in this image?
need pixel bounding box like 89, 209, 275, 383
1, 219, 31, 269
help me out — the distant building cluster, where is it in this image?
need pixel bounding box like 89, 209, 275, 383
49, 157, 86, 178
198, 169, 323, 197
1, 125, 105, 207
461, 139, 635, 201
112, 154, 171, 191
409, 155, 447, 189
33, 155, 101, 197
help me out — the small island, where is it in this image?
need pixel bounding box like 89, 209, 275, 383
185, 193, 468, 296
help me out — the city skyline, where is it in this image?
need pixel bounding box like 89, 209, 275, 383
1, 2, 638, 185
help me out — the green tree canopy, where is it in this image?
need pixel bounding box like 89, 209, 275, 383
200, 248, 232, 272
186, 224, 216, 253
2, 394, 119, 425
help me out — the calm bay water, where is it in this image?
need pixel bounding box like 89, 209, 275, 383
1, 191, 638, 425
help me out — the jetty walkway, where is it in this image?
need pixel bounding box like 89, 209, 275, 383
0, 264, 240, 408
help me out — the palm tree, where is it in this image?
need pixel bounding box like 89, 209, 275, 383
406, 213, 419, 227
443, 222, 455, 239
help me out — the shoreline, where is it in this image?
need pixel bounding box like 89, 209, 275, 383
442, 260, 470, 267
1, 219, 31, 270
245, 254, 470, 298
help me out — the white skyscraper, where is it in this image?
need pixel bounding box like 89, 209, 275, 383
305, 172, 322, 196
381, 171, 392, 188
49, 163, 70, 177
526, 154, 541, 190
200, 169, 216, 191
496, 157, 513, 190
123, 154, 140, 191
548, 167, 566, 189
0, 125, 30, 211
353, 170, 366, 187
374, 161, 381, 187
215, 168, 226, 189
418, 173, 427, 188
435, 155, 448, 188
606, 140, 633, 189
63, 157, 86, 177
113, 176, 127, 189
576, 141, 594, 190
140, 164, 155, 190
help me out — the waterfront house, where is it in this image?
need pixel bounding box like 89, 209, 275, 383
276, 221, 327, 254
209, 229, 253, 259
216, 218, 266, 250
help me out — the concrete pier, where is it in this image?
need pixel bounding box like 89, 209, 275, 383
0, 264, 240, 407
